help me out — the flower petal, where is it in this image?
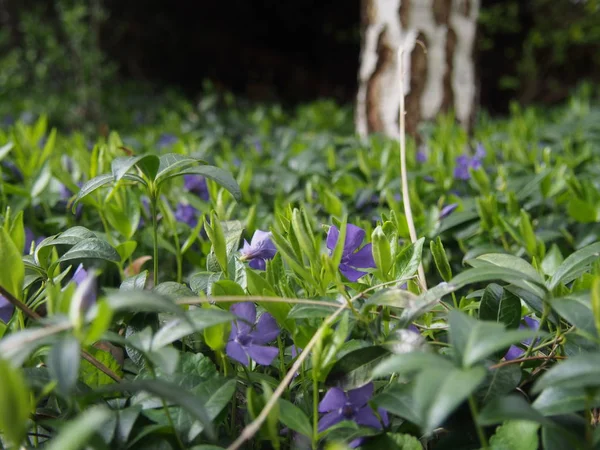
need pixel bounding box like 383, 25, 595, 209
326, 226, 340, 251
378, 408, 389, 427
71, 264, 88, 286
246, 344, 279, 366
504, 345, 524, 361
226, 340, 249, 366
318, 411, 343, 433
248, 258, 266, 271
339, 264, 368, 282
439, 203, 458, 219
524, 316, 539, 330
318, 387, 346, 412
250, 313, 280, 344
354, 406, 382, 429
347, 383, 373, 407
346, 244, 376, 270
0, 295, 14, 324
344, 224, 366, 254
231, 303, 256, 334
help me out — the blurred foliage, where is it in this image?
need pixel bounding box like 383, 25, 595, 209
479, 0, 600, 106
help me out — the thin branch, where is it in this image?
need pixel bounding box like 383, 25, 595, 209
0, 284, 122, 383
226, 304, 346, 450
397, 46, 427, 292
490, 355, 566, 370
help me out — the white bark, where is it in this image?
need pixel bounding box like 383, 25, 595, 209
356, 0, 480, 137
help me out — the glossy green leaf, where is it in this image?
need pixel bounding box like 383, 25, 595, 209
489, 420, 539, 450
0, 358, 32, 447
169, 165, 241, 201
326, 346, 389, 389
372, 352, 455, 379
548, 293, 597, 337
479, 283, 521, 329
56, 238, 120, 265
548, 242, 600, 290
72, 173, 113, 211
533, 386, 600, 416
279, 398, 312, 437
533, 352, 600, 393
430, 237, 452, 282
0, 226, 24, 301
479, 394, 549, 425
45, 406, 113, 450
47, 336, 81, 395
396, 238, 424, 281
372, 382, 421, 425
415, 366, 486, 433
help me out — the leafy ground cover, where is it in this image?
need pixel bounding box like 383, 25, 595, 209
1, 86, 600, 450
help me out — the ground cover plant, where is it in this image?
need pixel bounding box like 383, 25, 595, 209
1, 85, 600, 450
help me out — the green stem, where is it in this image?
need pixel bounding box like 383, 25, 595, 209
147, 364, 184, 450
312, 377, 319, 450
151, 195, 159, 287
468, 395, 488, 449
522, 303, 550, 363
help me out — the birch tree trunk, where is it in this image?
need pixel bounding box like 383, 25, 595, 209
356, 0, 479, 138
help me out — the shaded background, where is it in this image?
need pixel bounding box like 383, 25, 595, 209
1, 0, 599, 123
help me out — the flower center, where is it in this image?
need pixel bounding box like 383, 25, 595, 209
237, 334, 253, 347
341, 404, 355, 419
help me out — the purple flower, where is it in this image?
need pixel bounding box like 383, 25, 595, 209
439, 203, 458, 219
240, 230, 277, 271
70, 264, 97, 310
174, 203, 199, 228
326, 224, 376, 282
454, 144, 486, 180
0, 295, 13, 324
416, 146, 428, 163
504, 316, 540, 361
183, 175, 210, 201
157, 133, 178, 149
318, 383, 388, 433
226, 303, 280, 367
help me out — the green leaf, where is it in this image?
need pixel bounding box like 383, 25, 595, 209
152, 282, 195, 300
45, 406, 113, 450
548, 242, 600, 290
151, 307, 234, 350
288, 303, 339, 319
472, 253, 544, 284
479, 284, 521, 329
112, 155, 158, 181
155, 154, 200, 184
450, 266, 547, 298
541, 244, 564, 276
211, 280, 245, 296
533, 352, 600, 393
449, 310, 541, 368
364, 288, 416, 309
326, 346, 390, 389
72, 173, 114, 211
99, 379, 215, 438
593, 277, 600, 338
396, 282, 457, 328
477, 364, 521, 405
372, 383, 421, 425
396, 238, 424, 281
415, 366, 487, 433
167, 165, 241, 201
372, 352, 455, 379
533, 386, 600, 416
56, 238, 120, 266
120, 271, 148, 291
47, 336, 81, 395
548, 293, 598, 337
81, 347, 123, 387
279, 398, 313, 437
0, 358, 32, 447
478, 394, 549, 425
430, 237, 452, 282
0, 226, 24, 300
489, 420, 539, 450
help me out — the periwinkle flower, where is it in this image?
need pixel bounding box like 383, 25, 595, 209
439, 203, 458, 219
174, 203, 199, 228
318, 383, 388, 433
240, 230, 277, 270
504, 316, 540, 361
0, 295, 13, 324
226, 303, 280, 366
453, 144, 486, 181
157, 133, 178, 149
416, 145, 428, 163
184, 175, 210, 201
70, 264, 97, 311
326, 224, 376, 282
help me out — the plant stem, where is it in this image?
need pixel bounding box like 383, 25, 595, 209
397, 46, 427, 292
521, 302, 550, 364
468, 395, 488, 449
312, 376, 319, 450
151, 194, 159, 287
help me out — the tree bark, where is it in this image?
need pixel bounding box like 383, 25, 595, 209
356, 0, 479, 138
